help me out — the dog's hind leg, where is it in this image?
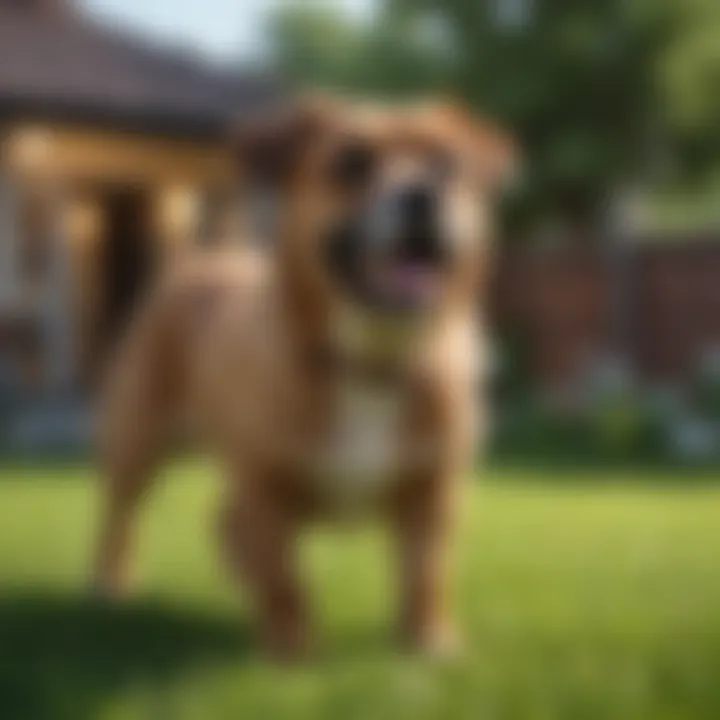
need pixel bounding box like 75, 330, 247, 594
92, 299, 178, 599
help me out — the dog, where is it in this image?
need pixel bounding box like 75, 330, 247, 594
93, 96, 516, 660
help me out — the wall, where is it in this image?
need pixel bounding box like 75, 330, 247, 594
492, 238, 720, 388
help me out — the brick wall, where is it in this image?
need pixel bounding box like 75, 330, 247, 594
492, 239, 720, 387
632, 242, 720, 380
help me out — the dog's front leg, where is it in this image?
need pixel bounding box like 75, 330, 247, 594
219, 474, 311, 662
391, 467, 462, 658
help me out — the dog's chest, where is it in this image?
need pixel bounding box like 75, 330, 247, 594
311, 382, 405, 505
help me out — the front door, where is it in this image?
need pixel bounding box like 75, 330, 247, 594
100, 186, 156, 356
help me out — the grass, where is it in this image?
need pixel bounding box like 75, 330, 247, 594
0, 460, 719, 720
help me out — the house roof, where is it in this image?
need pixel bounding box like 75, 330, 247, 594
0, 2, 283, 139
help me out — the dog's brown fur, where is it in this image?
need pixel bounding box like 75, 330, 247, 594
93, 97, 515, 660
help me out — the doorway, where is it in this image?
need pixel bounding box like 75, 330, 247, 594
99, 186, 156, 356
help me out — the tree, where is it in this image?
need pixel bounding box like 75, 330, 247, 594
652, 0, 720, 182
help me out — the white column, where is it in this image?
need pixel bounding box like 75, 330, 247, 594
0, 170, 19, 311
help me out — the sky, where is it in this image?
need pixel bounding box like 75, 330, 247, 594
81, 0, 375, 64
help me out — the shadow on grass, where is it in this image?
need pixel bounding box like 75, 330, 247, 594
0, 592, 253, 720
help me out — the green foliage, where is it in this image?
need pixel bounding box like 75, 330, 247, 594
491, 330, 534, 405
265, 3, 454, 97
690, 351, 720, 422
490, 384, 693, 467
591, 392, 668, 460
653, 0, 720, 181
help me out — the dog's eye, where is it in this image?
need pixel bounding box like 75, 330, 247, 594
329, 141, 376, 190
431, 149, 458, 183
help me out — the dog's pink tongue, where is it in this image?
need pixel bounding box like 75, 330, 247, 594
379, 265, 439, 301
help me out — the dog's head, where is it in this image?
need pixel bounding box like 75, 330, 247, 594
236, 95, 517, 337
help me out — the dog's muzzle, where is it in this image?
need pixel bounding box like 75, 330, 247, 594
325, 184, 449, 314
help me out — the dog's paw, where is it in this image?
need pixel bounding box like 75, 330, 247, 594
403, 624, 464, 661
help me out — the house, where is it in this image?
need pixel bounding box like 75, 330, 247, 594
0, 0, 280, 408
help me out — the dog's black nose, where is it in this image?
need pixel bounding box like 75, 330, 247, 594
396, 185, 444, 264
400, 185, 435, 228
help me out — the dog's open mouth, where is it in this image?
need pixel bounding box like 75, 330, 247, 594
364, 259, 443, 311
325, 223, 447, 314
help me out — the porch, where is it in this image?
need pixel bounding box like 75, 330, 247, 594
0, 124, 236, 450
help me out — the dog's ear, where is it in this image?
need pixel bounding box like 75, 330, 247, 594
427, 102, 520, 195
233, 94, 338, 190
472, 119, 520, 195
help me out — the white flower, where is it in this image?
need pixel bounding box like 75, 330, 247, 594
670, 417, 718, 462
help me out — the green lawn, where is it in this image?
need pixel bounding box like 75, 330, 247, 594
1, 461, 719, 720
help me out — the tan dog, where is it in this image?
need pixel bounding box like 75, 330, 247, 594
93, 97, 516, 660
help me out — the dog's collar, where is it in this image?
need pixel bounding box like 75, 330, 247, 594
303, 346, 408, 387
